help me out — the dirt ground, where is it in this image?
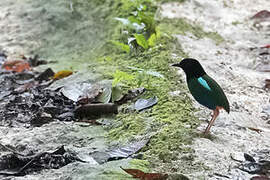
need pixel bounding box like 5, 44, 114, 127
161, 0, 270, 179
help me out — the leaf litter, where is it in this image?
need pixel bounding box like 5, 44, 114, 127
0, 146, 84, 176
121, 167, 168, 180
0, 52, 159, 178
91, 138, 150, 164
232, 151, 270, 177
135, 96, 158, 111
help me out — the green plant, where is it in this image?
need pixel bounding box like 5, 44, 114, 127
113, 0, 158, 53
134, 34, 148, 49
112, 70, 135, 87
111, 41, 130, 53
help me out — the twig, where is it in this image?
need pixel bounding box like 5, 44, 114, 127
0, 142, 26, 156
230, 154, 243, 163
214, 173, 230, 179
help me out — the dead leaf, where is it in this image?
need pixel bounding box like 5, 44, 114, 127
108, 139, 149, 161
27, 54, 47, 67
2, 60, 31, 72
76, 84, 103, 104
262, 45, 270, 49
237, 153, 270, 175
251, 175, 270, 180
121, 167, 168, 180
135, 96, 158, 111
14, 81, 39, 93
115, 87, 145, 105
244, 153, 256, 162
264, 79, 270, 89
251, 10, 270, 20
35, 68, 55, 82
247, 127, 263, 133
53, 70, 73, 80
91, 138, 150, 164
0, 146, 84, 176
121, 168, 145, 179
61, 82, 94, 102
96, 86, 112, 103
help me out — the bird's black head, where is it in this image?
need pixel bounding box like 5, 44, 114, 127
172, 58, 206, 80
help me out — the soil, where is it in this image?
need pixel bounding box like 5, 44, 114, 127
160, 0, 270, 179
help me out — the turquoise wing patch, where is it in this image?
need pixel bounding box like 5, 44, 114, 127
198, 77, 211, 91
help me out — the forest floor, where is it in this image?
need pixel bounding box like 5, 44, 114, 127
0, 0, 270, 179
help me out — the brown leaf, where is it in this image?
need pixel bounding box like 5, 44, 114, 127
262, 44, 270, 49
247, 127, 263, 133
53, 70, 73, 80
121, 167, 168, 180
121, 167, 145, 179
264, 79, 270, 89
2, 60, 31, 72
251, 175, 270, 180
251, 10, 270, 20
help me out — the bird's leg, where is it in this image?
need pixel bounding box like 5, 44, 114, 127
204, 107, 220, 134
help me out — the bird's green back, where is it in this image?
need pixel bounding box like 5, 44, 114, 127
187, 74, 230, 113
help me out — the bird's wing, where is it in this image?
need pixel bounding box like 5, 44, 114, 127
202, 75, 230, 113
197, 77, 212, 91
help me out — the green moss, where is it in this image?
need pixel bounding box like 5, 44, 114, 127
108, 112, 147, 140
156, 0, 186, 3
102, 159, 150, 179
232, 21, 241, 26
159, 18, 224, 44
100, 23, 201, 172
129, 159, 150, 172
81, 0, 213, 174
205, 32, 224, 44
38, 0, 209, 175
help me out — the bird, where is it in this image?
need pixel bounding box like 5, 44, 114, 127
172, 58, 230, 134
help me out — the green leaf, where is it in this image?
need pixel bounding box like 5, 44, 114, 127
137, 4, 147, 11
155, 27, 161, 39
137, 11, 156, 35
114, 17, 130, 25
147, 33, 156, 47
111, 41, 130, 53
134, 34, 148, 49
112, 70, 135, 87
128, 16, 141, 24
111, 85, 123, 102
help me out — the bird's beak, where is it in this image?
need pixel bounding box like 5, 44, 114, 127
171, 63, 180, 67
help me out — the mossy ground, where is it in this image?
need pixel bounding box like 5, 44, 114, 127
159, 18, 224, 44
35, 0, 224, 176
97, 20, 207, 173
95, 3, 224, 173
